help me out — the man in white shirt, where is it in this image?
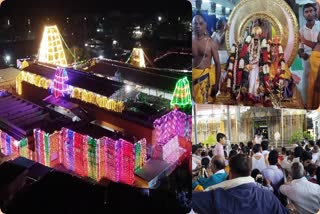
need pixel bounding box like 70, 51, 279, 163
298, 3, 320, 107
280, 162, 320, 214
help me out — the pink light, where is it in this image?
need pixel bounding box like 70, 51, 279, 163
52, 67, 69, 98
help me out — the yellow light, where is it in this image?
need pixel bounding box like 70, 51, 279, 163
139, 48, 146, 68
17, 71, 125, 113
38, 25, 67, 67
130, 48, 146, 68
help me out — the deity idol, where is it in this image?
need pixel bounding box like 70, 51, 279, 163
222, 25, 294, 105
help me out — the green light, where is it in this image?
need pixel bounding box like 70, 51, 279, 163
170, 77, 192, 107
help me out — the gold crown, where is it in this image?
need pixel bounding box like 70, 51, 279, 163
251, 26, 262, 38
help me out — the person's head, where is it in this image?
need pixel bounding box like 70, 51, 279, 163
307, 163, 317, 177
300, 151, 312, 168
216, 19, 227, 31
309, 140, 315, 148
290, 162, 305, 180
200, 150, 207, 157
268, 150, 279, 165
261, 140, 269, 151
208, 150, 213, 158
192, 145, 199, 154
251, 169, 263, 184
233, 144, 239, 151
312, 145, 319, 154
211, 156, 225, 173
303, 3, 317, 22
294, 146, 303, 158
201, 157, 210, 169
192, 14, 207, 37
247, 141, 253, 150
305, 145, 310, 152
252, 144, 261, 154
229, 154, 251, 179
241, 146, 249, 156
239, 142, 244, 148
229, 150, 237, 159
281, 147, 286, 155
216, 133, 226, 145
286, 150, 292, 157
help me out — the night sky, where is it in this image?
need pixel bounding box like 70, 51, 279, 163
0, 0, 191, 18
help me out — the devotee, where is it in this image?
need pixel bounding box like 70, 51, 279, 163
199, 157, 210, 178
251, 169, 273, 192
193, 156, 228, 190
252, 144, 268, 172
261, 141, 270, 166
211, 18, 228, 69
192, 145, 202, 171
299, 3, 320, 109
280, 162, 320, 214
306, 163, 318, 184
192, 13, 221, 103
225, 149, 237, 174
311, 145, 319, 164
254, 130, 263, 144
262, 150, 285, 197
192, 154, 288, 214
300, 150, 312, 169
213, 133, 226, 160
281, 150, 293, 176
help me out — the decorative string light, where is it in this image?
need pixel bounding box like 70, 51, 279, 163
0, 130, 19, 157
52, 67, 69, 98
38, 25, 68, 66
16, 70, 125, 112
130, 48, 146, 68
134, 138, 147, 172
118, 139, 135, 185
170, 77, 192, 107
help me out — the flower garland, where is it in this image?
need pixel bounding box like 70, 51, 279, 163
232, 44, 239, 93
248, 38, 261, 65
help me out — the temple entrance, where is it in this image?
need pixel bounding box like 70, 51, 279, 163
253, 119, 269, 140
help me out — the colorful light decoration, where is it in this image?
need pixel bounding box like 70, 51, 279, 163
16, 70, 125, 113
52, 67, 69, 98
153, 110, 190, 163
134, 138, 147, 172
130, 48, 146, 68
18, 138, 29, 159
0, 130, 30, 159
153, 110, 187, 144
118, 139, 135, 185
170, 77, 192, 107
33, 128, 135, 185
104, 138, 120, 182
0, 130, 18, 157
34, 129, 60, 167
38, 25, 67, 66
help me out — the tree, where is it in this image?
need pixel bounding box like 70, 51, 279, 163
288, 129, 313, 144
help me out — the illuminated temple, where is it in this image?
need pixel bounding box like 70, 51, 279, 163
0, 25, 192, 188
